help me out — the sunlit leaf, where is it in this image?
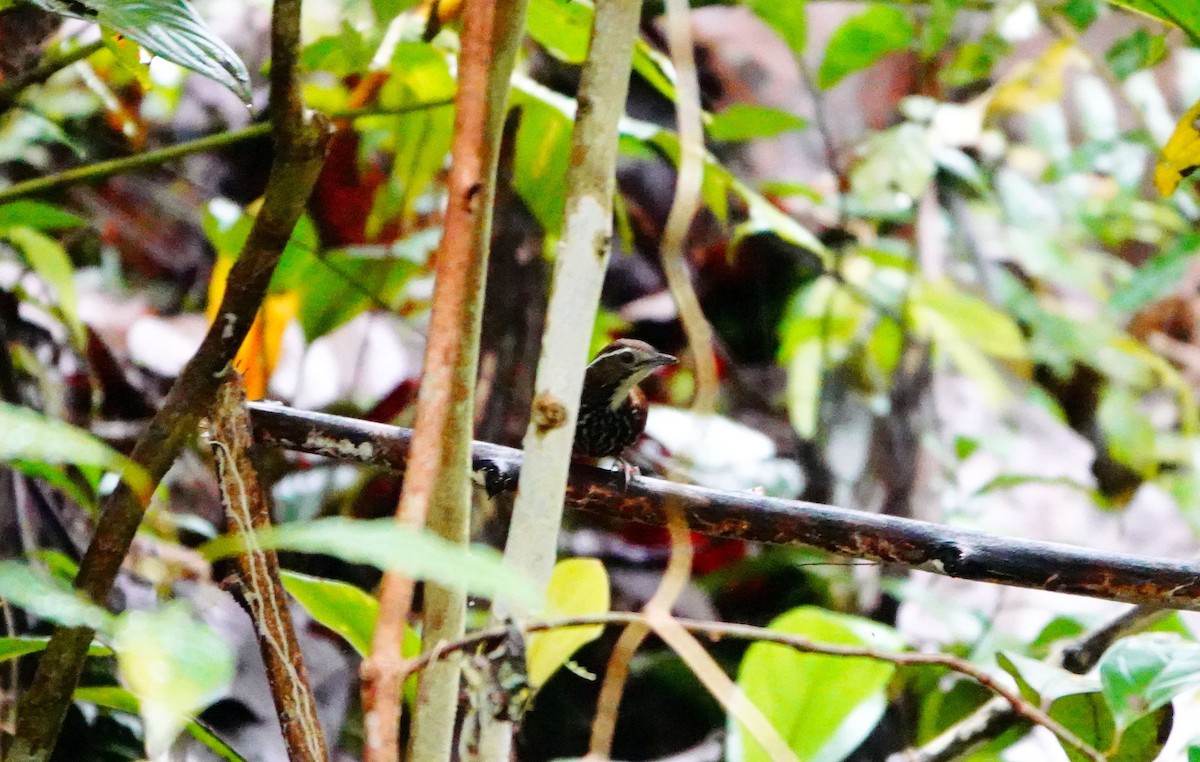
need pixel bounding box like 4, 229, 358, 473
281, 571, 379, 657
744, 0, 807, 58
367, 42, 456, 233
201, 518, 540, 610
736, 606, 902, 762
3, 226, 85, 348
1155, 98, 1200, 195
114, 604, 236, 756
0, 561, 113, 632
24, 0, 250, 100
526, 0, 592, 63
527, 558, 609, 687
0, 201, 85, 231
1105, 0, 1200, 45
0, 403, 151, 499
818, 5, 914, 89
0, 635, 111, 661
1105, 28, 1168, 81
707, 104, 807, 142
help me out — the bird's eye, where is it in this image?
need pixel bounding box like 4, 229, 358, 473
620, 352, 636, 365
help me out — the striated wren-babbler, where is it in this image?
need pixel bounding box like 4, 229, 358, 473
573, 339, 677, 459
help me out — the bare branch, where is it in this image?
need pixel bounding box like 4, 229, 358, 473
248, 402, 1200, 611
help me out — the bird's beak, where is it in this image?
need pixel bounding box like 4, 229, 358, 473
650, 353, 678, 369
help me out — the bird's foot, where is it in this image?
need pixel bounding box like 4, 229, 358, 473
614, 458, 640, 490
471, 457, 521, 497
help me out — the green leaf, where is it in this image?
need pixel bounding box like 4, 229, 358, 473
0, 561, 113, 632
0, 201, 85, 231
367, 43, 456, 232
1098, 386, 1158, 477
280, 237, 428, 340
114, 604, 236, 756
0, 635, 111, 661
1048, 689, 1170, 762
707, 104, 807, 142
1105, 28, 1168, 80
910, 280, 1027, 360
25, 0, 250, 100
848, 122, 935, 219
1100, 633, 1200, 732
76, 685, 250, 762
818, 5, 914, 89
4, 226, 84, 348
201, 518, 540, 610
736, 606, 902, 762
511, 94, 573, 234
526, 0, 592, 63
1105, 0, 1200, 45
0, 402, 151, 499
744, 0, 807, 58
1111, 235, 1199, 312
527, 558, 609, 687
280, 571, 379, 657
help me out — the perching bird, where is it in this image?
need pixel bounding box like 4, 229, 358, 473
573, 339, 677, 459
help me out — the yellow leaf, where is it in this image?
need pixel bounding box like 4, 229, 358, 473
205, 254, 298, 400
987, 42, 1085, 118
527, 558, 609, 687
1155, 99, 1200, 195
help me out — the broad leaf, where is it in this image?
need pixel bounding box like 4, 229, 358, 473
3, 226, 85, 348
23, 0, 250, 100
818, 5, 914, 89
0, 402, 151, 498
280, 570, 379, 657
744, 0, 807, 58
0, 561, 113, 632
736, 606, 902, 762
707, 104, 807, 142
201, 518, 539, 609
0, 201, 85, 231
1105, 0, 1200, 45
0, 635, 111, 661
1156, 98, 1200, 195
114, 604, 236, 756
1100, 633, 1200, 732
527, 558, 609, 687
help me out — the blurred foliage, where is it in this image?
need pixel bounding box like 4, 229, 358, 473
4, 0, 1200, 758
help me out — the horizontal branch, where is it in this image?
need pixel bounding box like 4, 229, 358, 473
247, 402, 1200, 611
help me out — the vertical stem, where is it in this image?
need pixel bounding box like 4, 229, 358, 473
504, 0, 645, 592
208, 374, 329, 762
359, 1, 529, 761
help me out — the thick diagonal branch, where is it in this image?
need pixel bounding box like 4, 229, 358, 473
7, 3, 328, 758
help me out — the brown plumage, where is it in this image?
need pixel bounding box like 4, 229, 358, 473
573, 339, 677, 459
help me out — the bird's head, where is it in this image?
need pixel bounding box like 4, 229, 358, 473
584, 339, 678, 410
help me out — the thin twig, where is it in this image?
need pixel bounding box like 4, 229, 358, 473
890, 604, 1168, 762
404, 611, 1103, 762
0, 100, 451, 205
207, 374, 328, 762
7, 0, 329, 753
247, 402, 1200, 611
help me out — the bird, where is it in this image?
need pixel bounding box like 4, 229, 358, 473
573, 339, 677, 460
